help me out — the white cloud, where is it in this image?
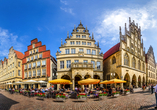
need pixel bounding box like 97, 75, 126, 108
60, 0, 68, 5
94, 0, 157, 45
0, 27, 24, 58
60, 7, 75, 15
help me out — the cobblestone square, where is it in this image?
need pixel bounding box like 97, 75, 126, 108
0, 89, 156, 110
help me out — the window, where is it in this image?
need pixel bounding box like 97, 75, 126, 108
42, 60, 46, 66
75, 60, 79, 63
82, 35, 86, 38
42, 69, 46, 76
79, 48, 83, 52
29, 64, 31, 69
36, 49, 38, 52
33, 70, 36, 76
27, 58, 30, 62
84, 60, 88, 63
35, 55, 38, 59
29, 71, 31, 77
33, 62, 36, 67
112, 56, 116, 64
138, 60, 140, 70
97, 61, 101, 69
37, 70, 41, 76
76, 41, 80, 45
12, 71, 14, 77
13, 63, 14, 68
82, 42, 86, 45
92, 50, 96, 55
18, 62, 20, 67
66, 60, 71, 68
87, 49, 91, 54
91, 61, 95, 68
31, 56, 33, 61
18, 70, 20, 76
71, 49, 75, 54
30, 51, 32, 55
60, 61, 64, 69
25, 72, 27, 78
33, 44, 35, 48
37, 61, 41, 67
25, 65, 27, 69
33, 50, 35, 53
124, 53, 129, 66
70, 41, 75, 45
76, 35, 80, 38
87, 42, 91, 45
39, 54, 42, 58
132, 57, 136, 68
65, 49, 69, 54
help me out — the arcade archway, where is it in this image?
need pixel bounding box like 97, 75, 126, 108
61, 75, 71, 89
132, 74, 136, 88
124, 73, 130, 88
138, 76, 141, 87
75, 75, 82, 88
94, 75, 100, 87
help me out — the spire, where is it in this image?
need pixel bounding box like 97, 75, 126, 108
85, 25, 89, 33
119, 26, 121, 35
61, 38, 62, 45
67, 31, 69, 38
86, 25, 87, 30
125, 23, 127, 35
80, 20, 82, 25
92, 32, 94, 39
97, 40, 99, 47
136, 23, 138, 27
129, 17, 131, 24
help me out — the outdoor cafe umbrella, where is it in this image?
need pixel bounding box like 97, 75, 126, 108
78, 78, 100, 85
22, 80, 38, 84
37, 80, 47, 83
49, 79, 72, 84
13, 81, 23, 85
6, 83, 12, 85
107, 78, 126, 84
99, 80, 110, 84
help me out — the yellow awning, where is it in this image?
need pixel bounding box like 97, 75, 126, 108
49, 79, 71, 84
78, 78, 100, 85
99, 80, 110, 84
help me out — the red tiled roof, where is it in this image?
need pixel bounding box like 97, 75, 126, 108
14, 50, 24, 59
103, 43, 120, 60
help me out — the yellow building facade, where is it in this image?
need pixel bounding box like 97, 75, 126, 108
0, 47, 24, 89
56, 22, 103, 90
103, 18, 146, 88
145, 46, 156, 85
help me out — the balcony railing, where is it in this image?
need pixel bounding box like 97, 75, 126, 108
71, 62, 93, 69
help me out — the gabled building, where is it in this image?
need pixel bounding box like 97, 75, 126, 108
56, 21, 103, 90
22, 38, 56, 89
145, 46, 156, 85
103, 18, 146, 88
0, 47, 24, 89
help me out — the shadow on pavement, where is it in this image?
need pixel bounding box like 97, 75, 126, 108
138, 104, 156, 110
0, 93, 19, 110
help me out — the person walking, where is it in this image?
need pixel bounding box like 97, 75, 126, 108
151, 84, 154, 94
154, 84, 157, 109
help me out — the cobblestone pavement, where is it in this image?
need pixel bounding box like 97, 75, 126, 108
0, 89, 156, 110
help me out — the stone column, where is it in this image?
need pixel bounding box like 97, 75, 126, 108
141, 83, 142, 88
136, 82, 138, 88
72, 79, 75, 90
33, 84, 35, 89
129, 82, 131, 88
38, 84, 41, 89
120, 83, 123, 89
57, 84, 60, 90
100, 79, 103, 87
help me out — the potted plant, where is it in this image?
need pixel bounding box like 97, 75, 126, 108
113, 91, 120, 97
126, 89, 130, 94
77, 93, 87, 101
56, 94, 66, 102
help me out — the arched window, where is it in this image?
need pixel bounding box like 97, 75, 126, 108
138, 60, 140, 70
124, 53, 129, 66
132, 57, 136, 68
112, 56, 116, 64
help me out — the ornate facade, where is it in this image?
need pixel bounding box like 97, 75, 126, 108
56, 22, 103, 90
145, 46, 156, 84
0, 47, 24, 89
103, 18, 146, 88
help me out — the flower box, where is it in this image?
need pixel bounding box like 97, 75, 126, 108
113, 91, 120, 97
114, 94, 119, 97
126, 92, 130, 94
77, 94, 87, 101
56, 94, 66, 102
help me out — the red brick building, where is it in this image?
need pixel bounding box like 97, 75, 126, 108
22, 38, 56, 89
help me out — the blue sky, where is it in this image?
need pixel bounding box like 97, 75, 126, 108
0, 0, 157, 61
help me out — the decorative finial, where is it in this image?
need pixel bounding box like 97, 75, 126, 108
80, 20, 82, 24
125, 23, 127, 30
97, 40, 99, 47
133, 20, 135, 25
92, 32, 94, 39
74, 25, 76, 30
136, 23, 138, 27
119, 26, 121, 34
67, 31, 69, 38
61, 38, 63, 46
86, 25, 87, 30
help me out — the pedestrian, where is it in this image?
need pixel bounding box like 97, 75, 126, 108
151, 84, 154, 94
154, 84, 157, 109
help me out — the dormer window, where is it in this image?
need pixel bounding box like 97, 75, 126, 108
82, 35, 86, 38
76, 35, 80, 38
